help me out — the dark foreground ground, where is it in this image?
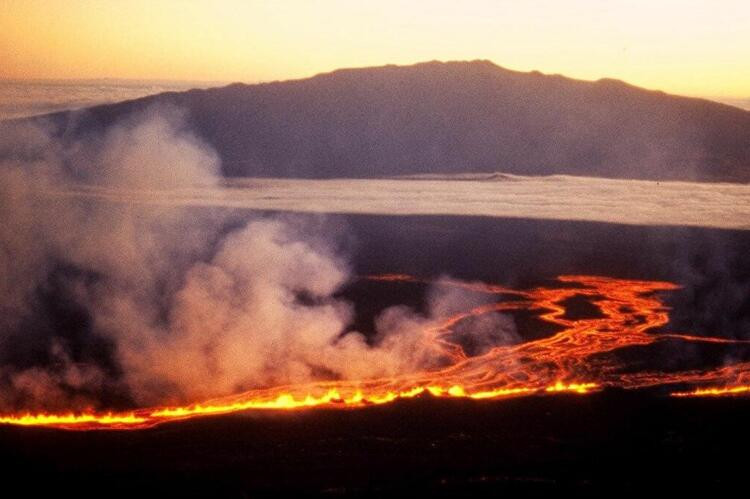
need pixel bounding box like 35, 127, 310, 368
3, 214, 749, 496
1, 390, 749, 496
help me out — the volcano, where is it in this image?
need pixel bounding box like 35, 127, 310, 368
2, 62, 750, 496
2, 212, 750, 494
18, 60, 750, 183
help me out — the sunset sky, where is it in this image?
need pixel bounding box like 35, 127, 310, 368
1, 0, 748, 98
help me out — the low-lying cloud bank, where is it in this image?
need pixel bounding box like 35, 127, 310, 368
0, 79, 217, 121
46, 173, 750, 231
0, 107, 517, 410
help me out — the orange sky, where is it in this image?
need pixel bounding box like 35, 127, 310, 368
1, 0, 748, 98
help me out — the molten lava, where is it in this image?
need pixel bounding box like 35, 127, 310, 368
2, 274, 748, 430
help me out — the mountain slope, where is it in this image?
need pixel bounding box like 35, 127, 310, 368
35, 60, 750, 182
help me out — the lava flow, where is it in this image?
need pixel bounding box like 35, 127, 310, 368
2, 274, 749, 430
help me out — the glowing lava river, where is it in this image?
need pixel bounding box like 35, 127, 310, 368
2, 274, 749, 430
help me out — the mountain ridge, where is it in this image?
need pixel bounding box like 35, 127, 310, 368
21, 60, 750, 182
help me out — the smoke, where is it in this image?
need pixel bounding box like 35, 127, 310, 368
0, 107, 517, 410
428, 282, 518, 356
668, 232, 750, 342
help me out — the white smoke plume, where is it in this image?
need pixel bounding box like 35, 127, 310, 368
0, 107, 517, 409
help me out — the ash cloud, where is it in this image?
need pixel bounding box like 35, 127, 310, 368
0, 107, 515, 410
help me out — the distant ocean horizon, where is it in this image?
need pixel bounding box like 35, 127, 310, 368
0, 78, 229, 121
0, 77, 747, 123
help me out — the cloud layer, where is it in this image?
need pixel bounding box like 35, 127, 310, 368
44, 173, 750, 231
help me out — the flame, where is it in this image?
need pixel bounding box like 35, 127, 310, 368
671, 385, 750, 397
2, 274, 748, 430
545, 382, 599, 394
0, 412, 148, 429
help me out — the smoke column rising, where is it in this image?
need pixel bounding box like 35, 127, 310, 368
0, 106, 516, 410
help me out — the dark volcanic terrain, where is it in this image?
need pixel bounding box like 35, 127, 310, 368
2, 214, 750, 495
3, 392, 749, 496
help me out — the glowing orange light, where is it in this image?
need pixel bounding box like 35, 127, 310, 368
1, 274, 748, 430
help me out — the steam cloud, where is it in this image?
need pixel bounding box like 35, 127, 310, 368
0, 107, 517, 410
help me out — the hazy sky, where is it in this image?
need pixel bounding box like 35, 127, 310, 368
1, 0, 748, 98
